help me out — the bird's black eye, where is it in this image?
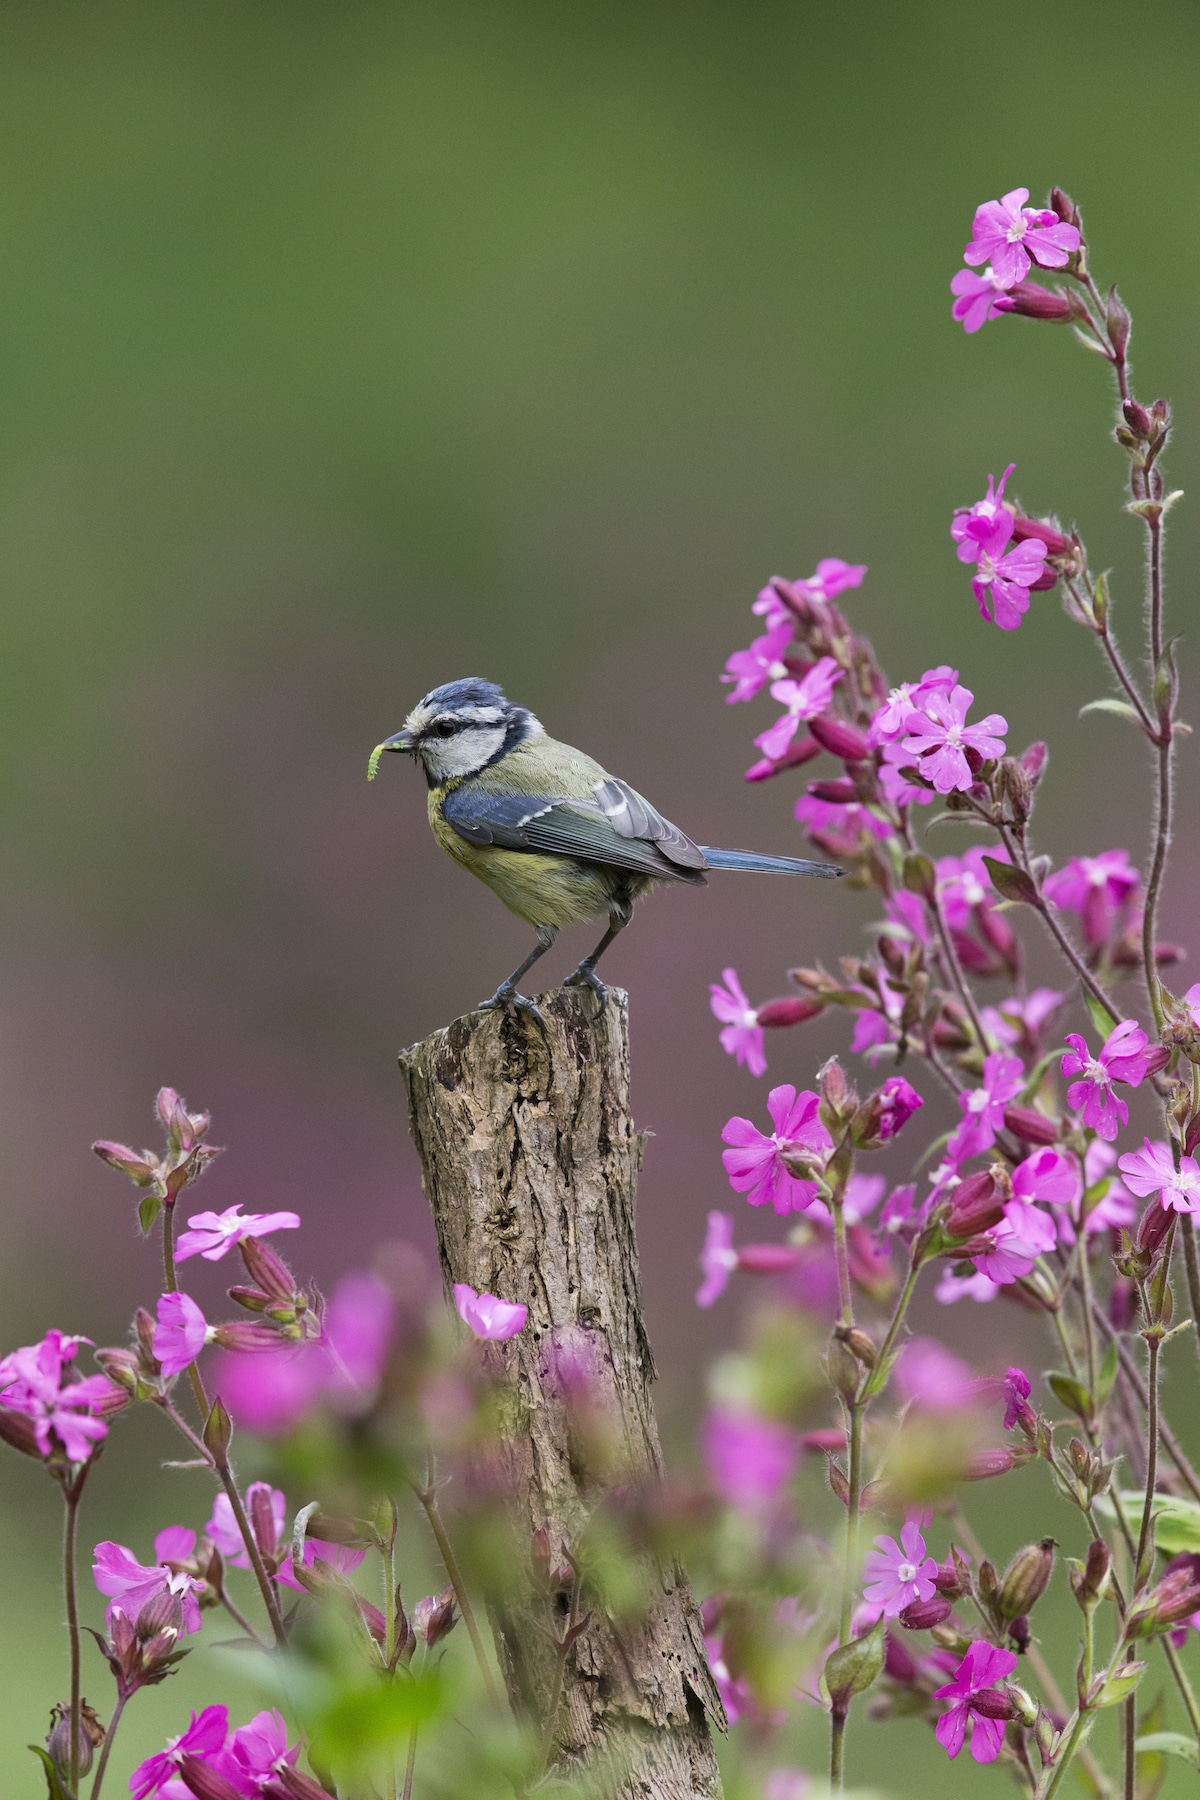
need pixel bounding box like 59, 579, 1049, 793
434, 718, 459, 737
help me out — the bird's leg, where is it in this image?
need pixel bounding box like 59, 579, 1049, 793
564, 905, 631, 1006
479, 925, 558, 1022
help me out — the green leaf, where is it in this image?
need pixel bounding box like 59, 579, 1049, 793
1093, 1661, 1145, 1708
138, 1193, 162, 1235
824, 1618, 885, 1705
1094, 1491, 1200, 1554
1096, 1340, 1119, 1406
1083, 987, 1120, 1040
982, 856, 1039, 907
1079, 698, 1142, 725
902, 852, 936, 900
1047, 1371, 1093, 1423
1135, 1733, 1199, 1768
28, 1748, 75, 1800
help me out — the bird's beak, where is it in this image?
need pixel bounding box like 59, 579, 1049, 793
367, 729, 415, 781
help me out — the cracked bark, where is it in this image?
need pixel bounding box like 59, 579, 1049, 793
399, 985, 724, 1799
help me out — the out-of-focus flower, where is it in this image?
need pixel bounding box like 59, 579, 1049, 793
752, 561, 867, 628
1003, 1368, 1036, 1433
721, 621, 795, 703
895, 1339, 980, 1411
862, 1519, 938, 1617
755, 658, 844, 762
936, 845, 1007, 930
276, 1536, 367, 1592
94, 1532, 205, 1636
453, 1284, 527, 1341
703, 1407, 797, 1509
175, 1205, 301, 1265
936, 1269, 1001, 1305
696, 1212, 737, 1308
763, 1771, 811, 1800
951, 466, 1016, 558
964, 187, 1080, 287
950, 267, 1014, 333
948, 1052, 1024, 1161
153, 1293, 211, 1379
898, 685, 1007, 794
1062, 1020, 1160, 1140
1044, 850, 1139, 946
0, 1331, 123, 1464
132, 1707, 230, 1800
1118, 1140, 1200, 1216
934, 1640, 1018, 1762
709, 968, 766, 1076
721, 1086, 832, 1215
206, 1484, 287, 1571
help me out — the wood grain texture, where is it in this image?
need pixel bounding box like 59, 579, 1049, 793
399, 985, 724, 1798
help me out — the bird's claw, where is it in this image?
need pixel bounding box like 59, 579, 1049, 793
564, 965, 608, 1005
479, 984, 545, 1025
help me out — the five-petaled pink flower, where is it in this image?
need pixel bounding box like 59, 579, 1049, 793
1044, 851, 1139, 947
453, 1283, 527, 1340
973, 1202, 1056, 1284
710, 968, 767, 1077
153, 1292, 211, 1378
1011, 1147, 1080, 1210
1062, 1019, 1157, 1140
696, 1211, 737, 1309
951, 466, 1016, 558
862, 1519, 938, 1617
722, 621, 794, 704
216, 1710, 301, 1795
934, 1640, 1018, 1764
131, 1706, 229, 1800
1118, 1139, 1200, 1216
206, 1483, 287, 1570
898, 685, 1007, 794
93, 1529, 205, 1636
0, 1331, 122, 1464
967, 523, 1048, 631
950, 267, 1015, 333
964, 187, 1080, 288
721, 1085, 832, 1215
174, 1203, 302, 1264
948, 1052, 1023, 1161
703, 1406, 797, 1508
755, 657, 843, 761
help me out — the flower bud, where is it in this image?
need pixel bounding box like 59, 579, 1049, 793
817, 1055, 855, 1120
932, 1558, 964, 1599
737, 1243, 803, 1274
944, 1172, 1005, 1239
1050, 186, 1080, 226
46, 1702, 105, 1780
136, 1589, 183, 1641
227, 1285, 273, 1313
1007, 1616, 1031, 1655
1106, 286, 1131, 361
756, 996, 824, 1028
1003, 1104, 1059, 1146
807, 778, 859, 803
1004, 282, 1072, 322
239, 1236, 298, 1305
970, 1688, 1018, 1722
744, 737, 821, 782
997, 1539, 1055, 1621
1021, 741, 1049, 787
826, 1334, 862, 1404
414, 1585, 458, 1647
262, 1769, 335, 1800
0, 1405, 43, 1457
92, 1140, 157, 1186
1069, 1539, 1111, 1611
179, 1754, 245, 1800
837, 1326, 877, 1369
898, 1596, 952, 1630
964, 1448, 1016, 1481
1126, 1565, 1200, 1637
210, 1322, 289, 1353
1136, 1200, 1174, 1262
809, 713, 870, 763
824, 1618, 885, 1710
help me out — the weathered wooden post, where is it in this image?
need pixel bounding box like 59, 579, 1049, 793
399, 985, 724, 1798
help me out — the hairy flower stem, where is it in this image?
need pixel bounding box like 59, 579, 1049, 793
1161, 1636, 1200, 1737
1135, 1332, 1161, 1589
411, 1471, 501, 1710
829, 1193, 854, 1328
1076, 1235, 1099, 1403
160, 1200, 210, 1421
89, 1690, 129, 1800
61, 1468, 88, 1790
1088, 1296, 1200, 1502
839, 1402, 865, 1646
1182, 1223, 1200, 1358
1144, 725, 1172, 1035
993, 821, 1121, 1024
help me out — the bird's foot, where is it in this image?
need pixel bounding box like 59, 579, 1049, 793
564, 963, 608, 1005
478, 983, 545, 1025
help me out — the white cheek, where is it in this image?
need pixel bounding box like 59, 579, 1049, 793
432, 726, 507, 779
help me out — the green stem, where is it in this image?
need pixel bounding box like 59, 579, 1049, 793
411, 1470, 501, 1710
62, 1473, 85, 1791
1135, 1333, 1161, 1589
1122, 1692, 1136, 1800
863, 1256, 922, 1400
1087, 1296, 1200, 1503
830, 1194, 853, 1329
89, 1690, 128, 1800
839, 1404, 864, 1645
830, 1704, 847, 1792
214, 1464, 286, 1646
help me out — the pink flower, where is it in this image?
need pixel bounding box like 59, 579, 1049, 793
948, 1052, 1023, 1161
217, 1710, 300, 1795
721, 1085, 832, 1215
1118, 1139, 1200, 1216
753, 560, 867, 628
895, 1338, 980, 1412
964, 187, 1080, 288
206, 1483, 286, 1569
950, 267, 1018, 332
1062, 1019, 1157, 1140
722, 621, 794, 703
795, 793, 893, 845
453, 1283, 527, 1340
936, 1268, 1001, 1305
93, 1530, 205, 1636
709, 968, 766, 1076
973, 1201, 1057, 1284
1044, 851, 1140, 947
967, 522, 1048, 631
754, 657, 843, 761
703, 1406, 797, 1509
132, 1708, 229, 1800
153, 1292, 210, 1379
1011, 1147, 1080, 1209
934, 1639, 1018, 1763
174, 1204, 301, 1264
898, 685, 1007, 794
1058, 1141, 1136, 1243
862, 1519, 938, 1617
875, 1076, 924, 1142
276, 1536, 368, 1592
696, 1212, 737, 1308
0, 1331, 122, 1464
1002, 1367, 1035, 1432
952, 466, 1016, 558
936, 845, 1007, 930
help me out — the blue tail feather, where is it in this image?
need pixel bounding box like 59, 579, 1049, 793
699, 846, 842, 878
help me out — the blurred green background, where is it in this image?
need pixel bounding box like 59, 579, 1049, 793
3, 0, 1200, 1791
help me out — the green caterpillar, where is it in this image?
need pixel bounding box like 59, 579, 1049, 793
366, 742, 387, 782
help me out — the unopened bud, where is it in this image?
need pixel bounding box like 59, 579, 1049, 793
996, 757, 1034, 824
239, 1236, 297, 1305
1008, 1616, 1031, 1655
838, 1326, 878, 1370
744, 737, 821, 781
210, 1322, 288, 1353
824, 1618, 885, 1709
414, 1585, 458, 1646
92, 1140, 157, 1186
756, 996, 824, 1028
808, 713, 870, 763
1136, 1200, 1174, 1261
1005, 282, 1072, 322
1021, 741, 1048, 787
898, 1595, 952, 1630
1127, 1565, 1200, 1637
47, 1702, 105, 1780
1003, 1104, 1059, 1146
971, 1688, 1018, 1722
1069, 1539, 1111, 1610
179, 1754, 245, 1800
265, 1767, 335, 1800
933, 1558, 964, 1599
737, 1243, 803, 1274
998, 1539, 1055, 1620
826, 1334, 861, 1403
817, 1055, 854, 1118
945, 1171, 1005, 1239
202, 1396, 233, 1462
135, 1589, 183, 1641
807, 778, 859, 803
1049, 186, 1080, 226
1106, 286, 1131, 360
965, 1448, 1016, 1481
0, 1406, 44, 1458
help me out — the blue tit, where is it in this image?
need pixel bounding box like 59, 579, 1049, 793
372, 678, 842, 1018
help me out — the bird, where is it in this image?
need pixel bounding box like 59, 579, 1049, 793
370, 678, 842, 1018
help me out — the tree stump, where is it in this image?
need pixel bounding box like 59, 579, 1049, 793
399, 985, 724, 1798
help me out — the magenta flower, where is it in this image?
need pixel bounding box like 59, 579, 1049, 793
206, 1483, 286, 1569
950, 267, 1016, 333
934, 1639, 1018, 1763
132, 1707, 229, 1800
795, 793, 893, 845
968, 522, 1048, 631
895, 1338, 981, 1412
710, 968, 767, 1077
1118, 1139, 1200, 1216
276, 1536, 368, 1592
964, 187, 1080, 288
936, 1268, 1001, 1305
752, 560, 867, 628
93, 1530, 205, 1636
721, 621, 794, 704
973, 1201, 1057, 1284
869, 667, 959, 749
217, 1710, 300, 1795
898, 685, 1007, 794
1062, 1019, 1156, 1140
1002, 1367, 1035, 1432
696, 1211, 738, 1308
454, 1283, 527, 1340
1011, 1147, 1080, 1209
0, 1331, 122, 1464
1060, 1141, 1137, 1241
154, 1292, 210, 1378
174, 1204, 302, 1264
703, 1406, 797, 1509
862, 1519, 938, 1617
936, 845, 1007, 930
755, 657, 843, 761
875, 1076, 924, 1142
948, 1052, 1023, 1161
951, 466, 1016, 558
721, 1085, 832, 1215
1044, 850, 1139, 946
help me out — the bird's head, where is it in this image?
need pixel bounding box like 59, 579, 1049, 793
370, 679, 544, 785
